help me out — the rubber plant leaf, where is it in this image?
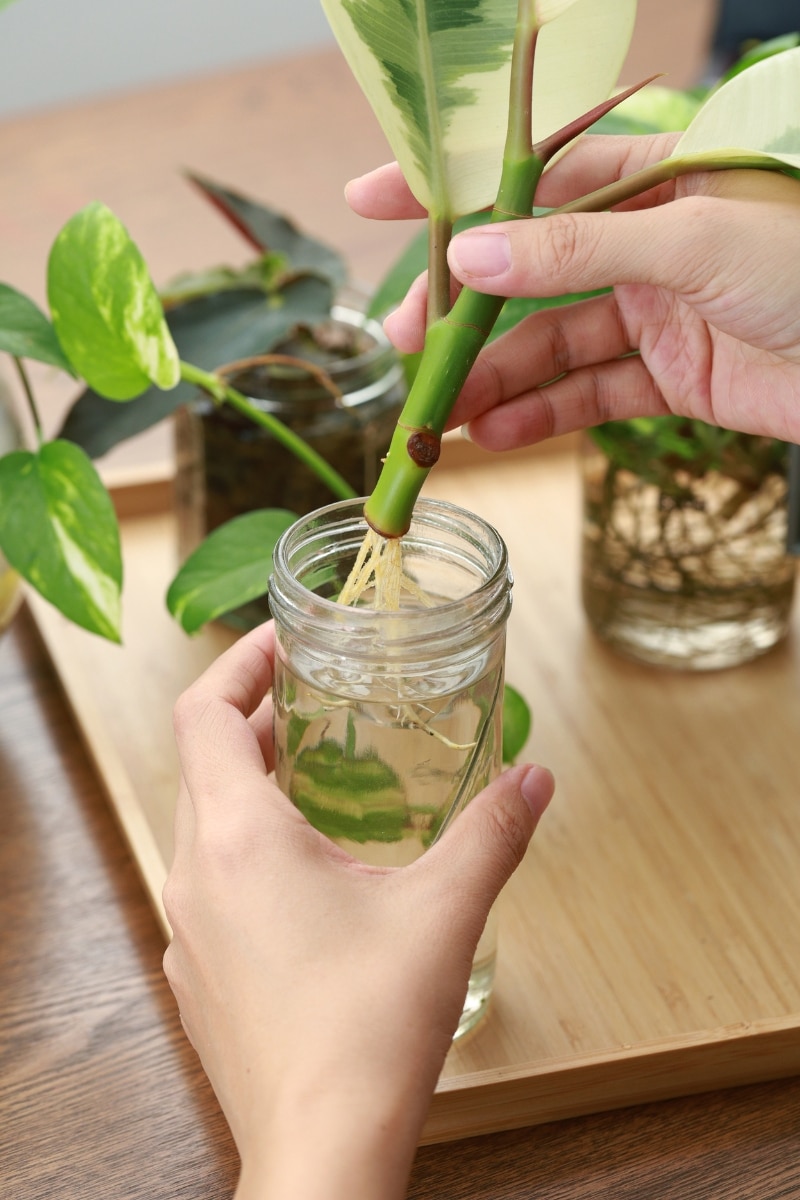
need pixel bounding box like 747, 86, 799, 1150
670, 46, 800, 174
58, 274, 334, 458
47, 202, 180, 401
184, 173, 349, 290
321, 0, 637, 220
0, 284, 74, 373
166, 508, 297, 634
0, 440, 122, 641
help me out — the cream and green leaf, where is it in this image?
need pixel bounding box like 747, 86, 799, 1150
351, 26, 800, 538
672, 46, 800, 173
322, 0, 637, 220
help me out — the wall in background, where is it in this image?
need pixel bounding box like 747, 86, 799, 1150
0, 0, 335, 117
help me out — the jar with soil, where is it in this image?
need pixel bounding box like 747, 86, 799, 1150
581, 420, 797, 670
174, 296, 406, 629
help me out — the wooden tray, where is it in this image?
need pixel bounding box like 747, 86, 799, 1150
26, 442, 800, 1144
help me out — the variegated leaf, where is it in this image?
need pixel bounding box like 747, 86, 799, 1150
322, 0, 637, 218
673, 46, 800, 171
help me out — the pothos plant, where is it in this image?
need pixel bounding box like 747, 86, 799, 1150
0, 177, 359, 642
0, 1, 799, 641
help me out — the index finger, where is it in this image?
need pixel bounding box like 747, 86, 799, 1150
172, 621, 277, 801
346, 134, 682, 223
345, 161, 427, 221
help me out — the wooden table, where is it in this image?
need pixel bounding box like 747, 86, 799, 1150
4, 11, 800, 1196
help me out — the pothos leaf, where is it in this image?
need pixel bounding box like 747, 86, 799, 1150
0, 440, 122, 641
58, 275, 335, 459
167, 508, 298, 634
47, 202, 180, 400
0, 283, 74, 372
321, 0, 637, 219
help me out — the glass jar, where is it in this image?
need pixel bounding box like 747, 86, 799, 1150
0, 379, 23, 636
269, 497, 512, 1038
581, 427, 797, 670
174, 299, 406, 628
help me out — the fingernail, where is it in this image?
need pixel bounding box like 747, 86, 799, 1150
450, 231, 511, 278
521, 764, 555, 818
460, 423, 473, 443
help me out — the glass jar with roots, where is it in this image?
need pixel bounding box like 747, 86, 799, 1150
269, 497, 512, 1038
581, 420, 797, 671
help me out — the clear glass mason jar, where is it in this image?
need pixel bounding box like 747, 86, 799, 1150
173, 298, 405, 628
269, 497, 513, 1038
581, 431, 797, 670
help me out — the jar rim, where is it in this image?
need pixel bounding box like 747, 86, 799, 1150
269, 497, 512, 663
219, 303, 402, 413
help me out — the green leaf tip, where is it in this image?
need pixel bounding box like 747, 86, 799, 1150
0, 283, 74, 373
502, 682, 532, 764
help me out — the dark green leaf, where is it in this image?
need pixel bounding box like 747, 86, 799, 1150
0, 284, 74, 372
185, 172, 349, 290
0, 440, 122, 640
502, 683, 532, 765
158, 255, 289, 307
58, 275, 335, 457
167, 508, 297, 634
47, 202, 180, 400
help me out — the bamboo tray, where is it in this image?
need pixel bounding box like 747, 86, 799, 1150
26, 441, 800, 1144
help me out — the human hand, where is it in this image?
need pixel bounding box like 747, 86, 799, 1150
346, 134, 800, 448
163, 622, 553, 1200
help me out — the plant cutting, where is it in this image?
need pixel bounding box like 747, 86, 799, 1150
313, 3, 800, 610
361, 30, 800, 668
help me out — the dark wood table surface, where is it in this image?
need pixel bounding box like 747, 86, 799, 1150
3, 9, 800, 1195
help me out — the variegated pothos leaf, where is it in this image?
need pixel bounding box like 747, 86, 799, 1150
321, 0, 637, 218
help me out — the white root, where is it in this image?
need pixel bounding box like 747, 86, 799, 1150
337, 529, 435, 612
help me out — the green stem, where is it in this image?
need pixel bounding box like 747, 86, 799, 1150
551, 150, 792, 215
365, 6, 543, 538
178, 360, 357, 502
13, 357, 43, 446
427, 215, 454, 326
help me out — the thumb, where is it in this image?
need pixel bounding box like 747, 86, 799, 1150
422, 764, 554, 913
446, 203, 709, 299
